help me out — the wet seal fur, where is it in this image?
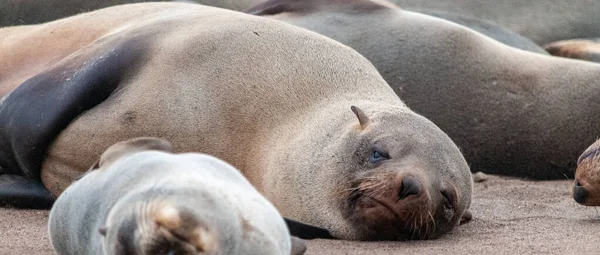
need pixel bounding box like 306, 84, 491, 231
544, 39, 600, 63
48, 137, 306, 255
1, 3, 471, 240
250, 0, 600, 179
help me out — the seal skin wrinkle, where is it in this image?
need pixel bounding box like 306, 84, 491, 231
1, 3, 472, 240
48, 138, 302, 255
249, 0, 600, 179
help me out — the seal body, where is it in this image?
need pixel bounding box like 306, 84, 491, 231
48, 138, 296, 255
0, 0, 262, 26
544, 39, 600, 63
389, 0, 600, 44
250, 0, 600, 179
0, 3, 472, 240
415, 9, 547, 54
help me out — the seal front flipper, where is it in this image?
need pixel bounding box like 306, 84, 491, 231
0, 35, 146, 208
0, 174, 53, 208
283, 217, 335, 240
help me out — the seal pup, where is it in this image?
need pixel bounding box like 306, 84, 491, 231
389, 0, 600, 45
544, 39, 600, 63
249, 0, 600, 179
0, 3, 472, 240
572, 139, 600, 206
48, 137, 306, 255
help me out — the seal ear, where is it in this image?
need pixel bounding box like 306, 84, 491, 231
246, 0, 314, 16
290, 236, 307, 255
97, 137, 173, 169
351, 106, 371, 129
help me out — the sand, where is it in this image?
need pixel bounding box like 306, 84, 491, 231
2, 174, 600, 254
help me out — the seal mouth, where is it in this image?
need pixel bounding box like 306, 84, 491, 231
345, 189, 435, 240
363, 195, 403, 219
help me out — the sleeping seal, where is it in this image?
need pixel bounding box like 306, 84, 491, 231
572, 139, 600, 206
0, 0, 262, 26
249, 0, 600, 179
0, 3, 472, 240
389, 0, 600, 44
48, 137, 306, 255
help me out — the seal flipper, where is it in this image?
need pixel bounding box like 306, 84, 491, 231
283, 217, 335, 240
0, 174, 54, 209
0, 35, 146, 208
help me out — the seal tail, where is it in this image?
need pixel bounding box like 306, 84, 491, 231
152, 204, 217, 253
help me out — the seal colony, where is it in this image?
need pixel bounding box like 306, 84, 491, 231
49, 137, 305, 255
249, 0, 600, 179
0, 3, 472, 240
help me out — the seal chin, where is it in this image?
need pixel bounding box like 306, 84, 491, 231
343, 174, 443, 240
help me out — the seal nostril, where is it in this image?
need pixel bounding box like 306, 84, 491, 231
399, 177, 420, 200
573, 182, 589, 204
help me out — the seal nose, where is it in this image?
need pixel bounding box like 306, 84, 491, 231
573, 180, 589, 204
399, 176, 421, 200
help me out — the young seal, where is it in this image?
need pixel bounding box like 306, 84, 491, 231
572, 139, 600, 206
249, 0, 600, 179
389, 0, 600, 44
0, 3, 472, 240
48, 137, 306, 255
544, 39, 600, 63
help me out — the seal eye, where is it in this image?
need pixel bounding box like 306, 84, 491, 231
441, 190, 453, 210
369, 149, 389, 163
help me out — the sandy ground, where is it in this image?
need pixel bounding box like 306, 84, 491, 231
2, 174, 600, 254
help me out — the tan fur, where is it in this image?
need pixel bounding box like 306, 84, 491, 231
574, 139, 600, 206
9, 3, 470, 240
544, 39, 600, 63
255, 0, 600, 179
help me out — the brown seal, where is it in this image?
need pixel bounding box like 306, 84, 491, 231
249, 0, 600, 179
0, 3, 472, 240
572, 139, 600, 206
544, 39, 600, 63
49, 137, 306, 255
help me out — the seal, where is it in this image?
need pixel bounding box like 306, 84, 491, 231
48, 137, 306, 255
544, 39, 600, 63
388, 0, 600, 45
414, 9, 547, 54
0, 0, 262, 26
249, 0, 600, 179
0, 3, 472, 240
572, 139, 600, 206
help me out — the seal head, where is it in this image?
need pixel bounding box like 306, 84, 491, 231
573, 139, 600, 206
